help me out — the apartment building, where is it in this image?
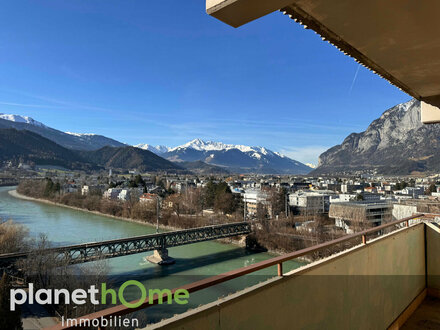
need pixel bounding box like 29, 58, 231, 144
330, 201, 392, 233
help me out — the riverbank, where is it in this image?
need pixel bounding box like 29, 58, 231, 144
9, 189, 177, 231
8, 189, 309, 262
8, 189, 248, 247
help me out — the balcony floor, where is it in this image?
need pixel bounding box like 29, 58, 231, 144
401, 296, 440, 329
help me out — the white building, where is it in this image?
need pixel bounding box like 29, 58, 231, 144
118, 188, 143, 201
401, 187, 424, 198
103, 188, 122, 200
289, 192, 327, 213
81, 185, 90, 195
118, 189, 131, 201
243, 189, 271, 216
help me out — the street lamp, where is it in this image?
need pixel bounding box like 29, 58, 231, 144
156, 195, 161, 233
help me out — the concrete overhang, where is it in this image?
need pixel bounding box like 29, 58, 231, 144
207, 0, 440, 123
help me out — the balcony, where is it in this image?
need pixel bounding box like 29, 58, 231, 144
49, 214, 440, 329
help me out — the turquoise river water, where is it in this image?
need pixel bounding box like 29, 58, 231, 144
0, 186, 303, 324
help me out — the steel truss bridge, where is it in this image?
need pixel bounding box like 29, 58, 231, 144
0, 222, 251, 266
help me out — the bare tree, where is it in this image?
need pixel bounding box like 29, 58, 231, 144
0, 219, 29, 254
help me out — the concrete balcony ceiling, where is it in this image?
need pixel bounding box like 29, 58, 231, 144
206, 0, 440, 123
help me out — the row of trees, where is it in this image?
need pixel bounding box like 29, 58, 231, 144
18, 178, 295, 225
17, 180, 243, 229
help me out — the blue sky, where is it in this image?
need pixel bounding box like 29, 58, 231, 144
0, 1, 410, 165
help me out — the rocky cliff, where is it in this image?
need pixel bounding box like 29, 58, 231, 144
314, 99, 440, 175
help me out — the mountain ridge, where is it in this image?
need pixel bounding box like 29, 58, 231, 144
0, 128, 98, 171
159, 139, 311, 174
135, 144, 170, 154
314, 99, 440, 175
79, 146, 183, 172
0, 113, 311, 174
0, 128, 183, 173
0, 115, 125, 151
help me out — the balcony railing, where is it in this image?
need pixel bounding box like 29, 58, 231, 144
46, 213, 426, 330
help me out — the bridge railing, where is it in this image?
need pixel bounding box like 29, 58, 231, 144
0, 221, 251, 266
46, 213, 427, 330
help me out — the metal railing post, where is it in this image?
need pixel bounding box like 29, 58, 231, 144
277, 263, 283, 276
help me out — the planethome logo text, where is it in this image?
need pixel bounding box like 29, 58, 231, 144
10, 280, 190, 311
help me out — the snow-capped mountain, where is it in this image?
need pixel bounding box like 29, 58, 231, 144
63, 132, 126, 150
0, 113, 125, 151
169, 138, 276, 155
161, 139, 311, 174
134, 144, 170, 154
0, 113, 46, 127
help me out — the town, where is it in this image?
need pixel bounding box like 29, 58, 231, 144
5, 163, 440, 254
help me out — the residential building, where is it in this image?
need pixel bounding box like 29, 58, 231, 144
330, 201, 392, 233
243, 189, 271, 217
103, 188, 122, 200
139, 193, 157, 204
81, 185, 90, 195
288, 192, 327, 213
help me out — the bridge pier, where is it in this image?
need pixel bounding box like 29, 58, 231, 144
146, 248, 175, 265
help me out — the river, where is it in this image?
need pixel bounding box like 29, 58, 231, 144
0, 186, 303, 324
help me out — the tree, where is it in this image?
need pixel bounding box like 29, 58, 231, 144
157, 179, 166, 189
167, 194, 183, 220
44, 178, 55, 197
214, 191, 235, 214
428, 183, 437, 194
129, 174, 145, 188
203, 181, 217, 208
0, 273, 22, 330
256, 203, 268, 221
0, 220, 29, 254
269, 188, 287, 218
203, 180, 234, 211
182, 188, 203, 214
395, 181, 408, 190
355, 193, 364, 201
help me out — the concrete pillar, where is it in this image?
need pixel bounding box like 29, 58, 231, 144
146, 248, 175, 265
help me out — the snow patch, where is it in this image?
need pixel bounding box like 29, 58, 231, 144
65, 132, 96, 137
0, 113, 46, 127
135, 144, 170, 154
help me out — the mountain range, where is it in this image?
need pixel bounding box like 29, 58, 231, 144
0, 129, 98, 171
0, 128, 182, 172
314, 99, 440, 175
0, 113, 311, 174
4, 100, 437, 176
136, 139, 311, 174
0, 114, 124, 151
